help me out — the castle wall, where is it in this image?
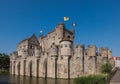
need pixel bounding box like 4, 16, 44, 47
60, 41, 72, 56
10, 44, 113, 79
17, 40, 28, 56
20, 60, 25, 76
70, 45, 84, 78
10, 23, 114, 79
99, 48, 108, 58
64, 29, 74, 42
47, 57, 56, 78
84, 56, 96, 75
11, 61, 16, 75
96, 56, 102, 73
57, 59, 69, 78
39, 23, 74, 53
84, 46, 97, 75
108, 50, 112, 59
56, 40, 72, 79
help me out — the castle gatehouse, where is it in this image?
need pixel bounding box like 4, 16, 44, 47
10, 23, 114, 79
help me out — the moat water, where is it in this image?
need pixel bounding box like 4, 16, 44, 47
0, 75, 73, 84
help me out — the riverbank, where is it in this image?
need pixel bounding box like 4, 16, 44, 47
0, 69, 9, 75
0, 75, 73, 84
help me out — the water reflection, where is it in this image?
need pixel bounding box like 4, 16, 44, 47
9, 75, 73, 84
0, 75, 9, 84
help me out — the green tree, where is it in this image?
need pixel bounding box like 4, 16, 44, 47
100, 62, 112, 74
0, 53, 10, 70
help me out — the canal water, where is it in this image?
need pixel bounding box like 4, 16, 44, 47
0, 75, 73, 84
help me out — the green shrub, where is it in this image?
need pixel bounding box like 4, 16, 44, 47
74, 74, 107, 84
100, 62, 112, 74
0, 69, 9, 74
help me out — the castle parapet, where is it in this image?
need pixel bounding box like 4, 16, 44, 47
99, 47, 108, 58
10, 51, 18, 60
108, 50, 112, 59
85, 45, 96, 57
10, 22, 114, 79
74, 44, 84, 58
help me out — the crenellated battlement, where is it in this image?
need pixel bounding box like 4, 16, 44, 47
10, 23, 114, 79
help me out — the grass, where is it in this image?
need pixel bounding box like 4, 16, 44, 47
0, 69, 9, 75
74, 74, 108, 84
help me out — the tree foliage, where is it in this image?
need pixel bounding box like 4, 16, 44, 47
0, 53, 10, 70
100, 62, 112, 74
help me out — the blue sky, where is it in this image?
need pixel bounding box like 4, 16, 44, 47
0, 0, 120, 56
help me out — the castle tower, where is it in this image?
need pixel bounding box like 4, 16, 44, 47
57, 38, 72, 78
56, 23, 64, 38
47, 43, 58, 78
31, 46, 41, 77
107, 50, 114, 66
84, 45, 97, 75
108, 50, 112, 59
10, 22, 114, 79
99, 47, 108, 62
10, 52, 18, 75
70, 44, 84, 78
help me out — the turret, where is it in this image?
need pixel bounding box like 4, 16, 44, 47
59, 38, 72, 59
99, 47, 108, 58
86, 45, 96, 57
74, 44, 84, 58
10, 51, 18, 60
99, 47, 108, 62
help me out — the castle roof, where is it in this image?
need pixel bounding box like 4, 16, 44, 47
17, 34, 37, 46
76, 44, 84, 48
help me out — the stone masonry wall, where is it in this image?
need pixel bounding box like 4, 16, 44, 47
10, 23, 114, 79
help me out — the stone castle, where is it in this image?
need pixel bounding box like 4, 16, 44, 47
10, 23, 114, 79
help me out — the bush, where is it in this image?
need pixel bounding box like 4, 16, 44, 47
74, 74, 107, 84
100, 62, 112, 74
0, 69, 9, 74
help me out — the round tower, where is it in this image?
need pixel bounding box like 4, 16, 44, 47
59, 38, 72, 59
